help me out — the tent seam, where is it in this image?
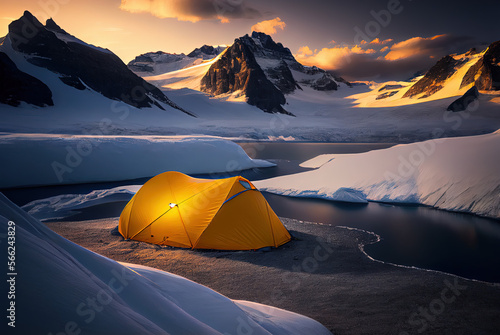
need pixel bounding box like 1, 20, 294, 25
191, 178, 241, 248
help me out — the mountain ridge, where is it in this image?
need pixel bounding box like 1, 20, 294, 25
0, 11, 194, 116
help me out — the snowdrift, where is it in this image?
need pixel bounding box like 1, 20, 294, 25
255, 131, 500, 219
0, 193, 331, 334
22, 185, 140, 221
0, 134, 274, 188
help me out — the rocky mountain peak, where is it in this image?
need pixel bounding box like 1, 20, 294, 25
45, 18, 68, 34
239, 32, 294, 61
187, 45, 224, 58
0, 51, 53, 107
200, 31, 344, 114
2, 12, 193, 115
200, 37, 291, 115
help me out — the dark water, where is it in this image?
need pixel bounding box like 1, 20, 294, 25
237, 142, 500, 283
263, 193, 500, 283
2, 142, 500, 283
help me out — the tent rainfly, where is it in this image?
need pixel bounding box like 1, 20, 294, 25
119, 171, 291, 250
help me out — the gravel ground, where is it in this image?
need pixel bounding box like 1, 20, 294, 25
45, 217, 500, 335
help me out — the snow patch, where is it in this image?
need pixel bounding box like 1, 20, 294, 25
22, 185, 140, 221
256, 130, 500, 219
0, 134, 274, 188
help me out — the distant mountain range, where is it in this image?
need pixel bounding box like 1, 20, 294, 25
127, 32, 350, 115
353, 41, 500, 111
1, 11, 499, 117
128, 45, 226, 75
403, 44, 500, 99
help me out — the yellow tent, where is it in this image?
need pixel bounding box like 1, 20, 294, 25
119, 171, 291, 250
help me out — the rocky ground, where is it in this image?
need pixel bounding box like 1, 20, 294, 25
46, 217, 500, 335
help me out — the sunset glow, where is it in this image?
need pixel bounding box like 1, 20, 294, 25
0, 1, 497, 79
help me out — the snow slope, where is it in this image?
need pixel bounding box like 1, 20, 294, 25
255, 130, 500, 219
350, 51, 485, 108
0, 134, 274, 188
145, 50, 227, 91
129, 53, 206, 76
0, 193, 331, 334
1, 27, 499, 142
0, 33, 195, 133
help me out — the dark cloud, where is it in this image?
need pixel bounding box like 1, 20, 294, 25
176, 0, 260, 20
120, 0, 261, 22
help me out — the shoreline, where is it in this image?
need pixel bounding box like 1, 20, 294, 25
338, 225, 500, 286
45, 216, 500, 334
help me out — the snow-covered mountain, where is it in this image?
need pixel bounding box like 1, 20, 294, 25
187, 44, 226, 58
138, 32, 350, 115
200, 32, 351, 114
0, 11, 193, 115
127, 45, 226, 76
353, 41, 500, 110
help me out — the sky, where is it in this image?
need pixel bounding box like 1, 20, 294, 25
1, 0, 499, 81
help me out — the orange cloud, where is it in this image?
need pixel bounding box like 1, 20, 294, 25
369, 38, 393, 45
294, 35, 475, 81
251, 17, 286, 35
119, 0, 259, 23
295, 44, 378, 70
297, 46, 313, 57
385, 34, 447, 60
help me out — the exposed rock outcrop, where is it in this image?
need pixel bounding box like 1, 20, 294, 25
461, 40, 500, 90
187, 45, 225, 58
0, 51, 53, 107
200, 38, 291, 115
403, 55, 461, 99
447, 86, 479, 112
200, 32, 344, 114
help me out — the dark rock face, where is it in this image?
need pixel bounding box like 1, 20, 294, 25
200, 39, 291, 115
461, 40, 500, 91
465, 47, 477, 56
403, 55, 460, 99
248, 32, 295, 61
239, 33, 301, 95
331, 74, 352, 88
300, 66, 339, 91
200, 32, 341, 114
447, 86, 479, 112
0, 51, 53, 107
265, 60, 301, 94
376, 91, 398, 100
44, 18, 68, 34
7, 11, 193, 115
187, 45, 225, 58
378, 84, 405, 92
311, 73, 338, 91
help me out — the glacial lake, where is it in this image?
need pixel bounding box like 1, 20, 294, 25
3, 142, 500, 283
240, 142, 500, 284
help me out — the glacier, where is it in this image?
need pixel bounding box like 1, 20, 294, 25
255, 130, 500, 220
